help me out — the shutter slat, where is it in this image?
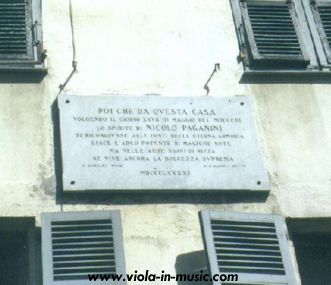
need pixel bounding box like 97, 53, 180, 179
214, 236, 279, 243
216, 247, 282, 255
258, 50, 302, 55
54, 252, 115, 258
255, 38, 300, 43
55, 271, 115, 276
218, 253, 283, 262
52, 237, 113, 244
52, 229, 113, 234
54, 267, 116, 274
54, 262, 116, 269
53, 271, 115, 281
52, 234, 113, 240
53, 246, 114, 252
52, 224, 112, 229
54, 255, 115, 262
211, 224, 276, 232
248, 18, 294, 23
219, 259, 284, 266
219, 266, 285, 275
53, 249, 115, 255
215, 243, 280, 250
51, 219, 112, 226
253, 34, 298, 38
0, 40, 28, 43
212, 229, 277, 237
53, 241, 113, 248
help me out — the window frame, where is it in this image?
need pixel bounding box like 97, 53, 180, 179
41, 210, 126, 285
199, 211, 298, 285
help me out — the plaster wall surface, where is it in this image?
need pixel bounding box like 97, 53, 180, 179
0, 0, 330, 284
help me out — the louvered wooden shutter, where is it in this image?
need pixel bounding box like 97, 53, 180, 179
311, 1, 331, 62
42, 211, 126, 285
200, 211, 298, 285
240, 0, 310, 68
0, 0, 34, 61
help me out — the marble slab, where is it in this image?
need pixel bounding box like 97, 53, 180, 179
58, 94, 269, 192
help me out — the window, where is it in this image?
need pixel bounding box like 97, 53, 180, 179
230, 0, 320, 73
0, 217, 37, 285
0, 0, 45, 71
41, 210, 126, 285
288, 218, 331, 285
199, 211, 298, 284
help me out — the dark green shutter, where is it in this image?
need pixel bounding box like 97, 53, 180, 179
240, 0, 310, 69
0, 0, 33, 61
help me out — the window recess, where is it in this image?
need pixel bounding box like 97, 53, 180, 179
0, 217, 37, 285
199, 211, 298, 285
288, 218, 331, 285
41, 211, 126, 285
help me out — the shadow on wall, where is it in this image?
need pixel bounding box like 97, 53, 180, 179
0, 70, 47, 83
175, 251, 211, 285
58, 190, 269, 205
239, 71, 331, 84
51, 99, 269, 205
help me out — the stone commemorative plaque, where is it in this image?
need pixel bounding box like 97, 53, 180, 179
59, 95, 269, 192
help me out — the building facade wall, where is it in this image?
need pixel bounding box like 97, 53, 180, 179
0, 0, 330, 284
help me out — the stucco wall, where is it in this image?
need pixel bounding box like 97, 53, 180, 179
0, 0, 330, 284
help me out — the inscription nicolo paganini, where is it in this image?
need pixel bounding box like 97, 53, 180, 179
72, 106, 245, 176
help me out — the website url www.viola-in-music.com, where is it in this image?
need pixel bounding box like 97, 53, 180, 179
88, 270, 238, 283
